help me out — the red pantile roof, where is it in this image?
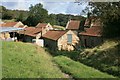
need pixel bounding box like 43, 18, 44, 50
42, 30, 67, 41
84, 17, 102, 27
66, 20, 80, 30
1, 22, 18, 27
80, 26, 102, 37
19, 27, 42, 37
36, 23, 48, 28
18, 25, 25, 28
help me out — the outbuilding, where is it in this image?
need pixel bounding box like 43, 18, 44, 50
42, 30, 80, 51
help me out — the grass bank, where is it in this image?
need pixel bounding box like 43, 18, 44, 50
54, 56, 115, 78
79, 39, 120, 77
2, 41, 65, 78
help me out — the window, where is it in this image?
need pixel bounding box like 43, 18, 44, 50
67, 34, 72, 44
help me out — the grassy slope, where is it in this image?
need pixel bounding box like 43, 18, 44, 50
79, 39, 120, 77
2, 42, 65, 78
53, 25, 65, 30
54, 56, 115, 78
2, 19, 16, 22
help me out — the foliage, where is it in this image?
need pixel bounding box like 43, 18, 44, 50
0, 6, 12, 19
48, 50, 80, 61
1, 5, 85, 27
54, 56, 115, 78
86, 2, 120, 38
0, 6, 29, 21
2, 41, 65, 78
24, 3, 48, 26
79, 39, 120, 77
47, 14, 57, 25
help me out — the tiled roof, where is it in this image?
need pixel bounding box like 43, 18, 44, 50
19, 27, 42, 37
1, 22, 18, 27
80, 26, 102, 37
66, 20, 80, 30
18, 25, 25, 28
36, 23, 48, 28
84, 17, 102, 27
42, 30, 67, 41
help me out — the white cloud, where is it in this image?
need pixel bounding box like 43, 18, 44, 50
43, 2, 69, 14
1, 0, 88, 15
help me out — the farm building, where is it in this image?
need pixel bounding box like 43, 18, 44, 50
0, 21, 27, 41
84, 16, 101, 28
0, 27, 24, 41
18, 23, 53, 46
66, 20, 83, 35
79, 18, 103, 48
1, 21, 27, 28
42, 30, 80, 51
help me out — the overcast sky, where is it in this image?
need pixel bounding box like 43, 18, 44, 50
1, 0, 89, 16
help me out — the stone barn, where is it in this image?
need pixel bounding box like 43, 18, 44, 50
79, 18, 103, 48
42, 30, 80, 51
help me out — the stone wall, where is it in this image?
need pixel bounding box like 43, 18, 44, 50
0, 32, 10, 40
80, 35, 103, 48
44, 38, 57, 51
58, 30, 80, 51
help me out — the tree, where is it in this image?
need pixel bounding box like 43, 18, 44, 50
0, 6, 13, 19
25, 3, 48, 26
56, 14, 69, 27
85, 2, 120, 38
47, 14, 57, 25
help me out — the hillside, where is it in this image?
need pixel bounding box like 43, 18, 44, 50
54, 56, 115, 78
2, 42, 65, 78
2, 41, 118, 78
79, 39, 120, 77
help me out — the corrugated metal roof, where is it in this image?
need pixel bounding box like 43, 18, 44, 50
0, 27, 24, 33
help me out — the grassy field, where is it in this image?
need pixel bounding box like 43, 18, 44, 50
2, 41, 65, 78
2, 19, 16, 22
2, 41, 118, 78
54, 56, 115, 78
53, 25, 65, 30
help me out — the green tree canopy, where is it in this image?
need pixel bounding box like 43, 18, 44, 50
47, 14, 57, 25
25, 3, 48, 26
0, 6, 13, 19
86, 2, 120, 38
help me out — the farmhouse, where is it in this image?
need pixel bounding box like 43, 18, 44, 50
66, 20, 81, 35
79, 18, 103, 48
18, 23, 53, 46
42, 30, 80, 51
